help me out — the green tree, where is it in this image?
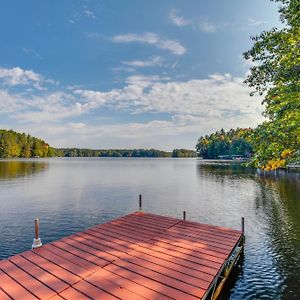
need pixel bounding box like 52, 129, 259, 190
172, 149, 197, 158
196, 128, 253, 159
243, 0, 300, 169
0, 129, 56, 158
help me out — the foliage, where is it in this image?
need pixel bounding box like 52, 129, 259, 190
243, 0, 300, 169
60, 148, 172, 158
196, 128, 253, 159
0, 129, 58, 158
172, 149, 197, 158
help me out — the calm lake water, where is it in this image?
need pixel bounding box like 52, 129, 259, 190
0, 158, 299, 299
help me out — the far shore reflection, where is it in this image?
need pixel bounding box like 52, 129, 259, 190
0, 159, 48, 180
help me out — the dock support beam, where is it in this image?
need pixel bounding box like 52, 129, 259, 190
32, 219, 42, 249
183, 211, 186, 221
139, 194, 142, 211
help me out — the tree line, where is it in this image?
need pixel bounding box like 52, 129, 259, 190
60, 148, 172, 157
0, 129, 58, 158
0, 129, 196, 159
60, 148, 196, 158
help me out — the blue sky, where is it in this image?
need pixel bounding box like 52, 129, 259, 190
0, 0, 280, 150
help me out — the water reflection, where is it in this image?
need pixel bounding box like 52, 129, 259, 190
197, 161, 256, 179
0, 159, 48, 181
197, 162, 300, 299
255, 175, 300, 300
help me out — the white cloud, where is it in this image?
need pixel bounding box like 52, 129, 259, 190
1, 71, 263, 126
0, 66, 56, 89
75, 73, 263, 128
112, 32, 186, 56
0, 66, 264, 148
125, 75, 170, 86
0, 90, 85, 122
247, 17, 268, 27
69, 6, 96, 24
83, 10, 96, 19
22, 48, 42, 59
169, 9, 191, 27
168, 9, 216, 33
198, 18, 216, 33
0, 90, 24, 113
19, 119, 199, 149
0, 67, 42, 86
111, 66, 136, 73
122, 56, 163, 68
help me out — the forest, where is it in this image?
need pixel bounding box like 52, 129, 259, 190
196, 128, 253, 159
60, 148, 196, 158
0, 129, 58, 158
61, 148, 172, 157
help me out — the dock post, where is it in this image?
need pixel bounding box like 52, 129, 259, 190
139, 194, 142, 211
241, 216, 245, 251
32, 219, 42, 249
241, 217, 245, 234
183, 211, 186, 221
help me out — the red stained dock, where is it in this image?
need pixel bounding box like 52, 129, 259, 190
0, 212, 244, 300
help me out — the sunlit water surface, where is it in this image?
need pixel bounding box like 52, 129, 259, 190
0, 158, 299, 299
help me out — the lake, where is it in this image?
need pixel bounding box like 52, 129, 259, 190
0, 158, 299, 299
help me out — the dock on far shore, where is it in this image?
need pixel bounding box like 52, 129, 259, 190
0, 211, 244, 300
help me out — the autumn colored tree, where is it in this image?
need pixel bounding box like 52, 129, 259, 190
0, 129, 58, 158
196, 128, 253, 159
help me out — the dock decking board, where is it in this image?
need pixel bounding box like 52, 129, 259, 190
0, 212, 243, 300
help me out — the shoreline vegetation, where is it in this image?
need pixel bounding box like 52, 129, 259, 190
60, 148, 197, 158
0, 129, 197, 159
0, 123, 298, 169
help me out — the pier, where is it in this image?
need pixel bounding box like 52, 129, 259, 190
0, 211, 244, 300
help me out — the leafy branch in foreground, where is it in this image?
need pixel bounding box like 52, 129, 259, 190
243, 0, 300, 170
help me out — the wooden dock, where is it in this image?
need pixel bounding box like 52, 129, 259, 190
0, 211, 244, 300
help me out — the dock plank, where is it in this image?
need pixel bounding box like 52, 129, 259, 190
85, 226, 218, 280
0, 289, 11, 300
71, 280, 118, 300
119, 254, 211, 290
57, 287, 90, 300
111, 258, 206, 298
0, 211, 243, 300
0, 259, 56, 299
86, 269, 172, 300
76, 277, 146, 300
0, 269, 38, 300
43, 243, 99, 271
8, 255, 68, 294
51, 240, 109, 268
33, 247, 92, 278
21, 251, 81, 286
104, 262, 200, 300
83, 227, 222, 275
